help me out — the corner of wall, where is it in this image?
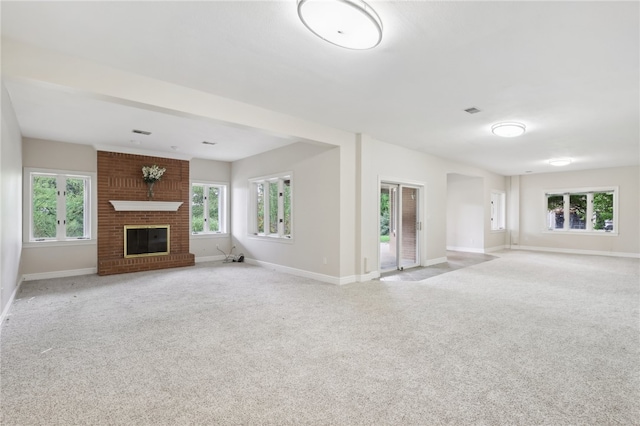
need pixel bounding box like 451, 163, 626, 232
0, 81, 24, 321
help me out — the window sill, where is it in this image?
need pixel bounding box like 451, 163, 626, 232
490, 229, 506, 234
541, 230, 619, 237
190, 232, 229, 239
248, 234, 294, 244
23, 239, 96, 248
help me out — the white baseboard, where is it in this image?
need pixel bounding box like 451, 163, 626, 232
242, 261, 435, 285
357, 271, 380, 282
22, 268, 97, 282
486, 245, 508, 253
446, 246, 485, 254
511, 245, 640, 259
446, 246, 507, 254
245, 258, 350, 285
0, 275, 24, 336
426, 256, 448, 266
337, 275, 357, 285
195, 255, 227, 263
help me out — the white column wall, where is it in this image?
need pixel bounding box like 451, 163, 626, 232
446, 174, 484, 252
1, 83, 24, 321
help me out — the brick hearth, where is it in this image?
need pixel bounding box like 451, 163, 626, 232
97, 151, 195, 275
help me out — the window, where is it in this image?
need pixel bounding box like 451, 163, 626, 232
25, 168, 92, 242
545, 187, 617, 233
191, 183, 227, 234
490, 190, 506, 231
250, 173, 292, 239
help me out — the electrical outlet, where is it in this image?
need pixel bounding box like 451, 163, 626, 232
323, 257, 327, 265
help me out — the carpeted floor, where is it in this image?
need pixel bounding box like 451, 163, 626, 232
1, 250, 639, 425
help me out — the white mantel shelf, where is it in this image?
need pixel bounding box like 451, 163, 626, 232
109, 200, 183, 212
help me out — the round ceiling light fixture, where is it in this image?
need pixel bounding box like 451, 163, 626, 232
549, 158, 572, 167
491, 122, 526, 137
297, 0, 383, 50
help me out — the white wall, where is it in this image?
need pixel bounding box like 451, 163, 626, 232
231, 142, 341, 280
358, 135, 508, 276
338, 139, 358, 279
358, 135, 446, 275
447, 174, 484, 252
515, 166, 639, 256
1, 83, 23, 320
482, 172, 510, 251
21, 139, 97, 277
507, 175, 520, 246
190, 158, 232, 260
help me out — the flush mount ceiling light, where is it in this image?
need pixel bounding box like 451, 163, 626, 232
297, 0, 383, 50
491, 122, 526, 137
549, 158, 572, 167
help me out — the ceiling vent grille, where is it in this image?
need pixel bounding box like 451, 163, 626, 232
132, 129, 152, 135
464, 107, 481, 114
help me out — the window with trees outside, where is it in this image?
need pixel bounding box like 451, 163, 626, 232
191, 183, 227, 234
546, 187, 617, 233
490, 190, 506, 231
250, 173, 292, 239
25, 169, 92, 242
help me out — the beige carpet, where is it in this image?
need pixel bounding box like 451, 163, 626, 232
1, 250, 638, 425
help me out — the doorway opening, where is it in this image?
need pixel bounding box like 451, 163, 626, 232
380, 182, 420, 272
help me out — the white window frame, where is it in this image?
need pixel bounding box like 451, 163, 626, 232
23, 167, 96, 246
249, 172, 293, 240
543, 186, 619, 235
190, 181, 229, 237
490, 190, 506, 232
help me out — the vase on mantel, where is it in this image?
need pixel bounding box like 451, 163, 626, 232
147, 182, 155, 200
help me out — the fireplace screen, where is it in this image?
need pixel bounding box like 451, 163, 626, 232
124, 225, 170, 258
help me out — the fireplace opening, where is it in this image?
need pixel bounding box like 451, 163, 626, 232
124, 225, 170, 258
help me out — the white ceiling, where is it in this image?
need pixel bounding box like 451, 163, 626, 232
2, 1, 638, 175
3, 79, 298, 162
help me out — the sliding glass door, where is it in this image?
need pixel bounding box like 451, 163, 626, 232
380, 182, 420, 272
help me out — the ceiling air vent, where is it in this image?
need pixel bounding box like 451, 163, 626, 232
464, 107, 481, 114
132, 129, 152, 135
202, 141, 217, 146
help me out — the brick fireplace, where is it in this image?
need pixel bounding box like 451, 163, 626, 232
97, 151, 195, 275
